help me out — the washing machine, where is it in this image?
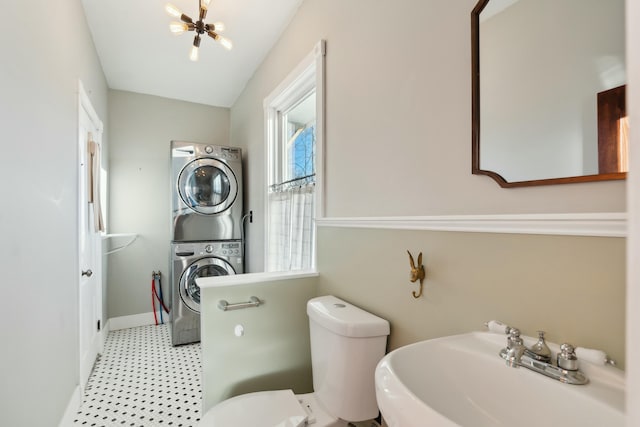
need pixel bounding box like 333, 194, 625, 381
171, 240, 244, 346
171, 141, 243, 242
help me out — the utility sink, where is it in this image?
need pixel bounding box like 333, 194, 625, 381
375, 332, 625, 427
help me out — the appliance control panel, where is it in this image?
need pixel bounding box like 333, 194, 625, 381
220, 147, 241, 161
195, 144, 241, 161
219, 242, 242, 256
174, 242, 242, 257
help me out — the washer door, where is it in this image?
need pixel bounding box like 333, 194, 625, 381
180, 257, 236, 313
178, 158, 238, 215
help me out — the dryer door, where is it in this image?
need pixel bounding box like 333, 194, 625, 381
178, 158, 238, 215
179, 257, 236, 313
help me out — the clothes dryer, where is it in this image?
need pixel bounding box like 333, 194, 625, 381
171, 141, 243, 241
170, 240, 243, 346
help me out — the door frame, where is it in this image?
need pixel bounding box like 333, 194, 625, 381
77, 80, 104, 391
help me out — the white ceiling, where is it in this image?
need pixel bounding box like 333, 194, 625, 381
81, 0, 303, 107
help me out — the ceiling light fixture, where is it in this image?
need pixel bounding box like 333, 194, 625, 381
165, 0, 232, 61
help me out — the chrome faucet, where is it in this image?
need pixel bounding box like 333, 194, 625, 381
498, 328, 588, 385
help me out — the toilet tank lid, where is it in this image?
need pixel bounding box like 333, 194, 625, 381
307, 296, 390, 338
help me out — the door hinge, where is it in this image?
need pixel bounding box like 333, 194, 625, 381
97, 320, 101, 332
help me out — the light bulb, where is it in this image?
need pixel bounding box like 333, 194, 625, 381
169, 22, 188, 34
165, 3, 182, 18
217, 35, 232, 50
189, 45, 199, 61
201, 0, 211, 10
212, 22, 225, 32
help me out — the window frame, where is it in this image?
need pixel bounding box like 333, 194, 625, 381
263, 40, 326, 270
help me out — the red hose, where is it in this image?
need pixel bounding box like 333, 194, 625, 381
153, 286, 170, 314
152, 279, 158, 325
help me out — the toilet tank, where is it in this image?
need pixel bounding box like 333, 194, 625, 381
307, 295, 390, 422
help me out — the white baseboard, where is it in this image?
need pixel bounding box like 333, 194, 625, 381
108, 311, 162, 331
100, 319, 109, 352
58, 385, 81, 427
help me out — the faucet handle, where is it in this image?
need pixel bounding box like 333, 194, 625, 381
485, 320, 513, 335
557, 343, 579, 371
507, 328, 523, 347
500, 327, 525, 367
560, 343, 576, 355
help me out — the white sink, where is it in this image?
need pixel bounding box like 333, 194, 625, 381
375, 332, 625, 427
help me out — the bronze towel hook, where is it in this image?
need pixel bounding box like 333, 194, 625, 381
407, 250, 426, 298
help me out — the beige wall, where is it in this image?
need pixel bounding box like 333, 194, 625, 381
228, 0, 627, 369
317, 227, 626, 367
231, 0, 626, 273
107, 90, 230, 318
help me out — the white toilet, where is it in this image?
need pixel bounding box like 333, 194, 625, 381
199, 295, 390, 426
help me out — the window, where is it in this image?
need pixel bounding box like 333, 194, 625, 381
286, 92, 316, 181
264, 41, 325, 272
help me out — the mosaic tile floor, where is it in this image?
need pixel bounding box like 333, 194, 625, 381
74, 324, 202, 427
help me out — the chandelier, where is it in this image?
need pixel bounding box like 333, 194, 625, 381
165, 0, 232, 61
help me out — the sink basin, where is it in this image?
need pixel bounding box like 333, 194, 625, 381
375, 332, 625, 427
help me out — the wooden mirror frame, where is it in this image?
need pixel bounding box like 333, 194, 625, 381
471, 0, 627, 188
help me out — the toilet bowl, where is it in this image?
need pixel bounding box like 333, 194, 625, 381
199, 295, 390, 426
199, 390, 348, 427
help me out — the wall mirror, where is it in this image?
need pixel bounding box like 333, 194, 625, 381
471, 0, 627, 187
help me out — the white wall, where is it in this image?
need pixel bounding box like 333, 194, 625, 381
626, 0, 640, 424
231, 0, 627, 273
0, 0, 108, 425
228, 1, 637, 423
226, 3, 635, 424
107, 90, 230, 318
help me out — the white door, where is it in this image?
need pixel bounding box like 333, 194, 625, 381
78, 82, 104, 391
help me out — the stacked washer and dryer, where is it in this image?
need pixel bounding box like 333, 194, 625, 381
170, 141, 244, 346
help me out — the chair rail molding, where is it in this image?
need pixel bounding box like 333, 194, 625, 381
316, 213, 626, 238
